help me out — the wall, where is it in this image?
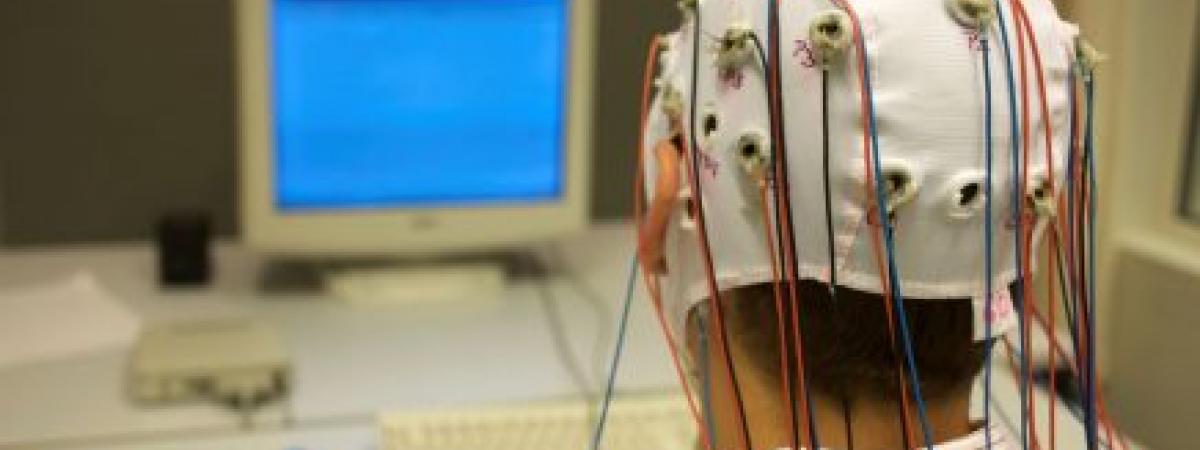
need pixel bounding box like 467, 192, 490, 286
1187, 56, 1200, 221
0, 0, 678, 246
0, 0, 238, 245
1075, 0, 1200, 448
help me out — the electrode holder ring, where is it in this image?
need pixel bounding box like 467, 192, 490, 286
809, 10, 854, 67
947, 0, 997, 31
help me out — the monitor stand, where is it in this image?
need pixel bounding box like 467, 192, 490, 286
323, 262, 506, 308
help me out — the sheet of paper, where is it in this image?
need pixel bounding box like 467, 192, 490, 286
0, 272, 141, 368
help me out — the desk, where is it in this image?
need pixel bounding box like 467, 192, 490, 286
0, 224, 679, 449
0, 224, 1119, 450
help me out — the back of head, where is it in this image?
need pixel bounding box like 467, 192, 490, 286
642, 0, 1077, 346
635, 0, 1096, 447
722, 281, 984, 403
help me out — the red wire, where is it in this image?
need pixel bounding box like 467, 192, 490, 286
1001, 333, 1119, 450
780, 196, 817, 449
1027, 288, 1125, 449
678, 62, 754, 450
764, 2, 816, 447
682, 136, 752, 450
1064, 47, 1082, 349
1069, 52, 1129, 450
1066, 62, 1087, 405
1021, 247, 1128, 450
770, 147, 817, 449
1010, 7, 1129, 450
825, 1, 920, 447
1010, 2, 1061, 448
1067, 83, 1101, 449
1046, 224, 1059, 450
643, 278, 714, 450
759, 183, 799, 450
642, 277, 716, 450
1005, 1, 1043, 447
1009, 0, 1059, 193
633, 35, 715, 450
1012, 21, 1057, 447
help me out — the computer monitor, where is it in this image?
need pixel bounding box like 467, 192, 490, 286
236, 0, 593, 256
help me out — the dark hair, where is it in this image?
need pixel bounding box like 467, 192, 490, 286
720, 280, 986, 402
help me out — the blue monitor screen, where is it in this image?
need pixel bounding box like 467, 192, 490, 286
272, 0, 567, 211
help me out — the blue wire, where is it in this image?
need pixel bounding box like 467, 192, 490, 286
588, 257, 640, 450
981, 29, 997, 450
1083, 70, 1100, 450
1004, 340, 1116, 450
992, 3, 1030, 450
852, 18, 937, 450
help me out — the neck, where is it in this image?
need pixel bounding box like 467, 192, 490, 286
731, 377, 974, 449
808, 393, 974, 449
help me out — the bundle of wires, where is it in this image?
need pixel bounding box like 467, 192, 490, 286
589, 1, 1129, 450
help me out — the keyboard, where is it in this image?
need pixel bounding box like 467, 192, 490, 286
379, 392, 698, 450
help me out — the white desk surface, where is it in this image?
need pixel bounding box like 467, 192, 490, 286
0, 224, 679, 449
0, 223, 1115, 450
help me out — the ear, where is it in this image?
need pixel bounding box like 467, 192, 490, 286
638, 135, 683, 274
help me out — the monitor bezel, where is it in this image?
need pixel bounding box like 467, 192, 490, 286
236, 0, 592, 256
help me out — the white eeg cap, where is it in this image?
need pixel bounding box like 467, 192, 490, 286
642, 0, 1081, 341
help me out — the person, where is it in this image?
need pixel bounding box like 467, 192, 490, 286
633, 0, 1098, 448
644, 120, 1009, 449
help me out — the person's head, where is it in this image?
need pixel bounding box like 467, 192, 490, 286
686, 282, 987, 449
637, 0, 1083, 447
